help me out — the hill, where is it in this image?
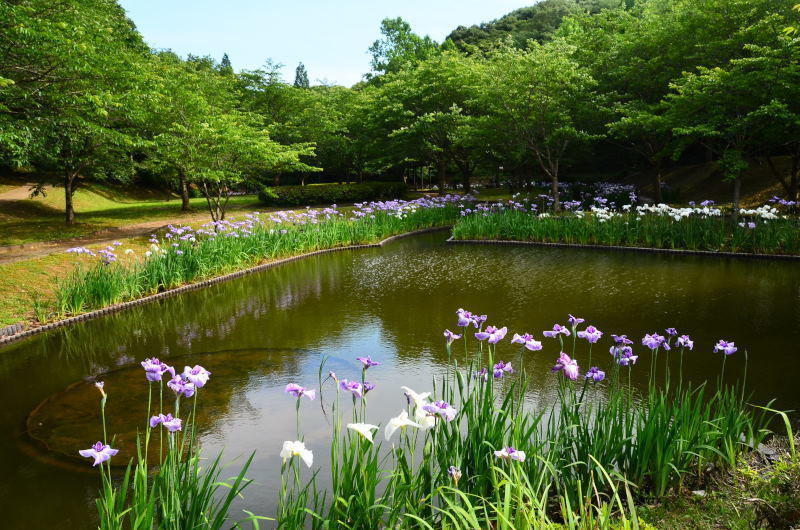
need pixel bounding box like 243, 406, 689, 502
447, 0, 628, 50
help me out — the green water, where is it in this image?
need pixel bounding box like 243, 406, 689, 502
2, 232, 799, 527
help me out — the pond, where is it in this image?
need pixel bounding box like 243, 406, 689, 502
2, 231, 799, 527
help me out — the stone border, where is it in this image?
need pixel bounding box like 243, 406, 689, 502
0, 226, 450, 348
446, 237, 800, 261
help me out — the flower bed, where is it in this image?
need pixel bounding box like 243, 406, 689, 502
79, 309, 784, 527
452, 200, 800, 255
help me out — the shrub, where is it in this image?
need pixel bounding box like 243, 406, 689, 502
258, 181, 407, 206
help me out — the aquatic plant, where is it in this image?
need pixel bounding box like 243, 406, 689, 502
77, 309, 779, 528
82, 361, 260, 529
54, 195, 471, 319
452, 200, 800, 255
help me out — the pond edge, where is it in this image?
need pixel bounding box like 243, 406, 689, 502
446, 236, 800, 260
0, 226, 451, 348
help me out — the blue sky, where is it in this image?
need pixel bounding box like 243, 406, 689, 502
119, 0, 534, 86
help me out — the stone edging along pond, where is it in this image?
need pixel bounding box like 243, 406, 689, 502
0, 226, 451, 349
446, 236, 800, 261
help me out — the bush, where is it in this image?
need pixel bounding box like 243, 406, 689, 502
258, 182, 407, 206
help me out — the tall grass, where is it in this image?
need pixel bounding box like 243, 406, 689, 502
452, 205, 800, 255
56, 196, 468, 317
272, 314, 773, 528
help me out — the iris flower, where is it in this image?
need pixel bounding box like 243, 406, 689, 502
551, 352, 579, 380
511, 333, 543, 351
423, 400, 457, 422
448, 466, 462, 485
714, 340, 737, 355
356, 356, 381, 369
577, 325, 603, 343
543, 324, 571, 338
475, 326, 508, 344
339, 379, 363, 398
568, 314, 585, 328
443, 329, 462, 345
384, 410, 422, 441
494, 447, 526, 462
493, 361, 513, 379
585, 367, 605, 382
617, 350, 638, 366
183, 365, 211, 388
280, 440, 313, 467
677, 335, 694, 349
167, 375, 195, 398
347, 423, 379, 443
285, 383, 316, 400
642, 333, 668, 351
141, 358, 174, 383
79, 442, 119, 466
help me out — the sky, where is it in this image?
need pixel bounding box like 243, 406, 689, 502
118, 0, 535, 86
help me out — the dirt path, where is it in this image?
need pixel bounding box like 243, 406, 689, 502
0, 184, 36, 201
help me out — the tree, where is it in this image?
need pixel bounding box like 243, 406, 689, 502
0, 0, 149, 224
367, 18, 439, 79
293, 62, 309, 88
219, 53, 233, 75
481, 41, 597, 209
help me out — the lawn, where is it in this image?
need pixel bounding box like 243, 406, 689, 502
0, 183, 263, 246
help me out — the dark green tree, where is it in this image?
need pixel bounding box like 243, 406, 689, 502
293, 62, 309, 88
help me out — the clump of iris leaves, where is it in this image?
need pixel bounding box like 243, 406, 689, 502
81, 311, 794, 530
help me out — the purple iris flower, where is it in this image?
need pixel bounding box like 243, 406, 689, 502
617, 350, 639, 366
150, 413, 182, 432
475, 326, 508, 344
339, 379, 363, 398
642, 333, 667, 351
167, 375, 195, 398
363, 382, 376, 394
79, 441, 119, 466
611, 334, 633, 345
183, 365, 211, 388
568, 314, 585, 328
356, 356, 381, 369
677, 335, 694, 350
456, 308, 474, 327
551, 352, 579, 380
714, 340, 738, 355
511, 333, 543, 351
585, 367, 605, 382
493, 361, 513, 378
474, 367, 488, 381
422, 400, 457, 422
494, 446, 526, 462
444, 329, 462, 345
543, 324, 571, 338
665, 328, 678, 336
285, 383, 316, 400
141, 358, 174, 383
577, 325, 603, 344
448, 466, 462, 484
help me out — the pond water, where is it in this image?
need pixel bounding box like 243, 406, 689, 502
2, 231, 800, 528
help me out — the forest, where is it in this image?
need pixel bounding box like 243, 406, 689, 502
1, 0, 799, 223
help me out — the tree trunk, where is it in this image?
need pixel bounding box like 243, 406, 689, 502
273, 174, 280, 187
550, 174, 561, 212
653, 165, 663, 203
180, 174, 190, 211
462, 169, 472, 194
731, 176, 742, 226
64, 171, 76, 225
437, 157, 447, 194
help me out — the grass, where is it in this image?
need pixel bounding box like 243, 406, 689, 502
46, 197, 466, 321
452, 206, 800, 255
0, 183, 262, 246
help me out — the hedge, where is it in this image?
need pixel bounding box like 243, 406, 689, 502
258, 182, 408, 206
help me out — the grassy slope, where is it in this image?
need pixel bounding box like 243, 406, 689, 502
0, 182, 261, 246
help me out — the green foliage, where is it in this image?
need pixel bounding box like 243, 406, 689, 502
257, 181, 407, 206
293, 62, 309, 88
448, 0, 621, 50
367, 17, 440, 78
